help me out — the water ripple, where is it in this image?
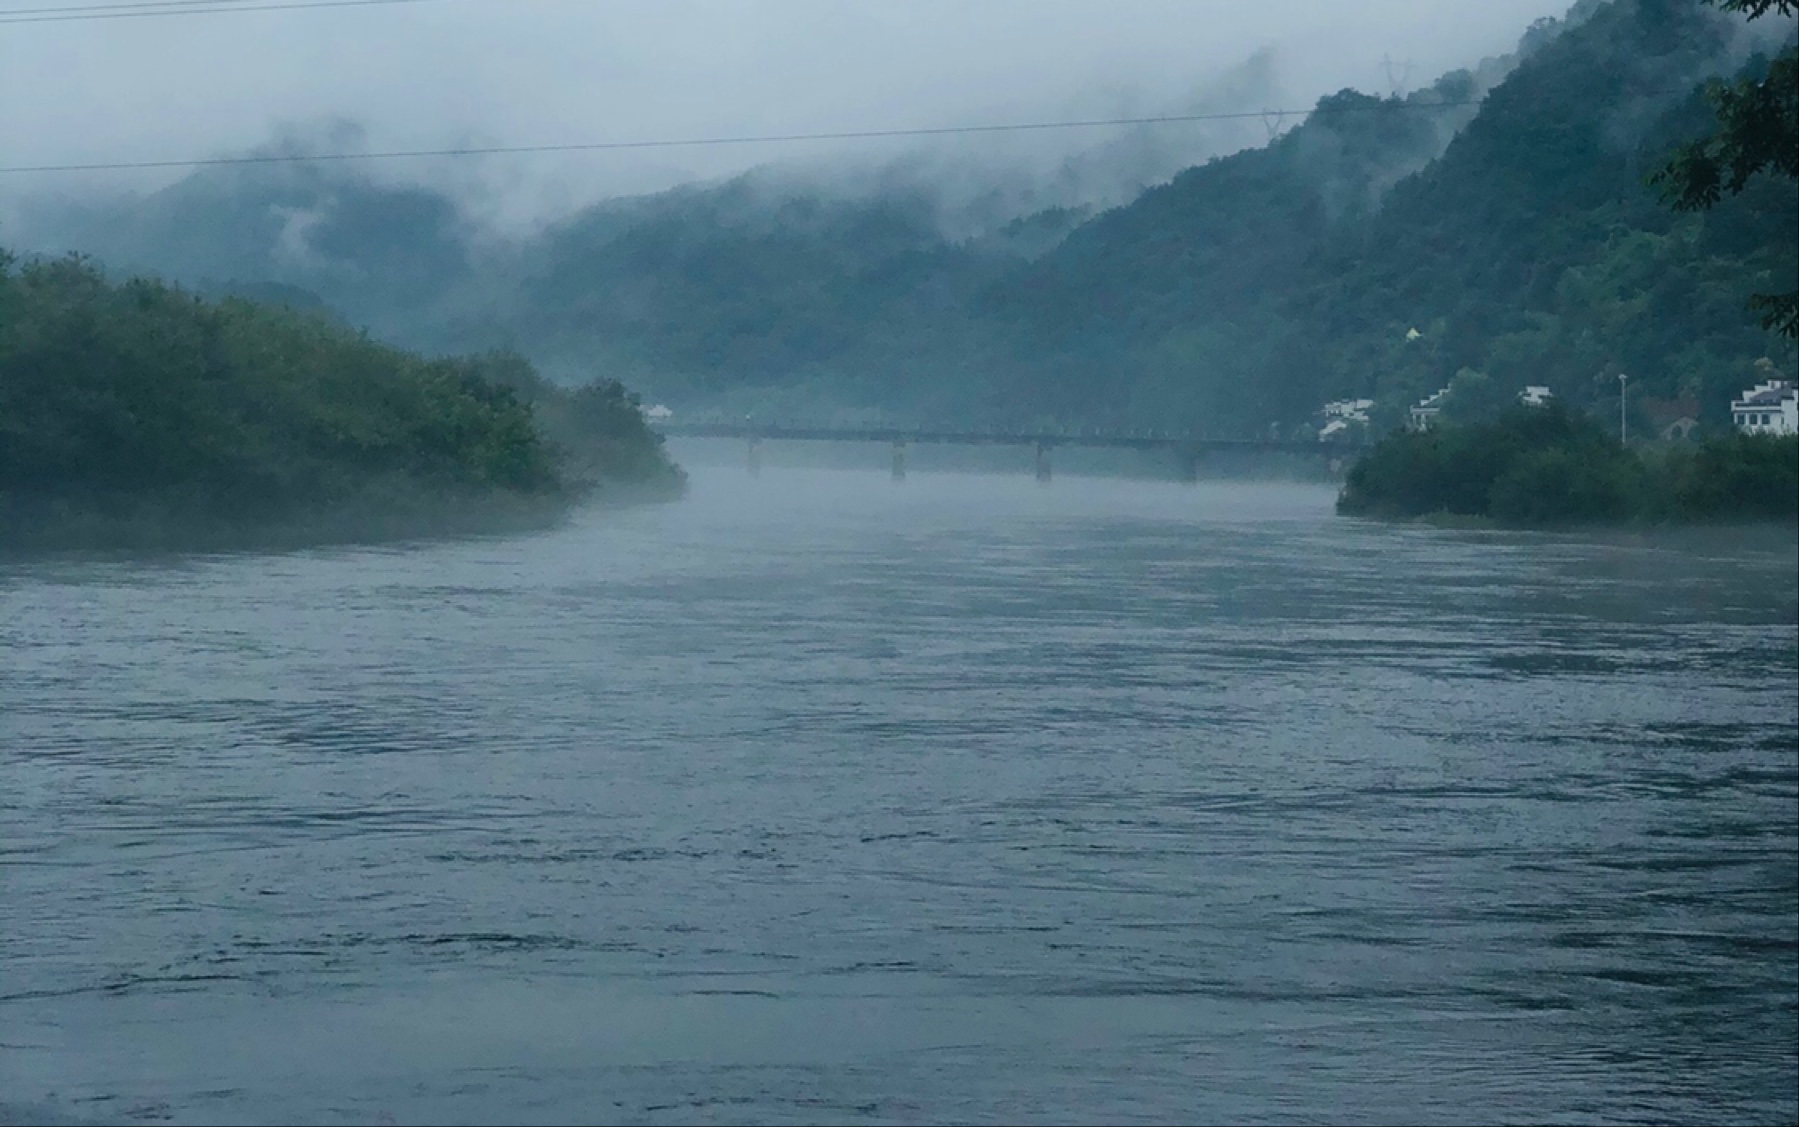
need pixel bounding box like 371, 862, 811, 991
1, 473, 1793, 1125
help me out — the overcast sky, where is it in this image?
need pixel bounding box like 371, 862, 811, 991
2, 0, 1574, 217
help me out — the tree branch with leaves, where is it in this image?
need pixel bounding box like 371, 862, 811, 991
1651, 0, 1798, 338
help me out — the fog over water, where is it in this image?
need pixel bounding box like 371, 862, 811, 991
3, 464, 1794, 1124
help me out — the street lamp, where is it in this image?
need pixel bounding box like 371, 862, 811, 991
1617, 373, 1628, 444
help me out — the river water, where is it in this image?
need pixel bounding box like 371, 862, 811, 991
3, 466, 1795, 1125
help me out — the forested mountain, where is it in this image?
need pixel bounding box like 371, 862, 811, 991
1014, 0, 1798, 434
1299, 0, 1797, 430
9, 0, 1793, 435
27, 161, 479, 343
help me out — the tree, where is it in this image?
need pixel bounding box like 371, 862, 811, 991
0, 251, 683, 549
1651, 0, 1799, 337
1439, 367, 1515, 423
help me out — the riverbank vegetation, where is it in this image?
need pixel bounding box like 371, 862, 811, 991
0, 251, 683, 551
1337, 403, 1798, 526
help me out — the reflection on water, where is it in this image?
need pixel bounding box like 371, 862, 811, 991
2, 470, 1795, 1125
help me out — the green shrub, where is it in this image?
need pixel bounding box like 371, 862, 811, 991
0, 252, 682, 549
1339, 402, 1795, 527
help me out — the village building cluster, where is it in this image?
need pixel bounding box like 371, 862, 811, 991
1315, 374, 1794, 442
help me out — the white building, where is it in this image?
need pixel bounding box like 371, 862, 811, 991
1410, 387, 1451, 430
1731, 380, 1797, 435
644, 404, 675, 422
1519, 385, 1553, 407
1323, 398, 1375, 419
1316, 398, 1374, 442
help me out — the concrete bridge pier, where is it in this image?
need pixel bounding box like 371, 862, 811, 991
891, 439, 907, 483
1034, 441, 1052, 484
1179, 448, 1203, 484
747, 436, 762, 479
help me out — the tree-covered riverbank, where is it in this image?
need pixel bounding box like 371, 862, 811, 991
1337, 403, 1797, 527
0, 252, 683, 551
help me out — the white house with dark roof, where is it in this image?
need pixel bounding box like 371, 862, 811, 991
1731, 379, 1796, 435
1409, 386, 1451, 430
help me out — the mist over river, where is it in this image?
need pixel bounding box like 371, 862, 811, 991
3, 465, 1795, 1125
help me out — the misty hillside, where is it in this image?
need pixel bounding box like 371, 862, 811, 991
505, 182, 1016, 402
988, 0, 1797, 432
25, 162, 476, 336
8, 0, 1794, 435
1303, 0, 1797, 426
972, 76, 1499, 429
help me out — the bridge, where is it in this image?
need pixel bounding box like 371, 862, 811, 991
654, 422, 1361, 482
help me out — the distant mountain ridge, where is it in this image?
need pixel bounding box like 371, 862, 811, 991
7, 0, 1793, 435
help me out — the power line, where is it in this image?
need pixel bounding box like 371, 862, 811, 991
2, 1, 266, 13
0, 0, 456, 23
0, 99, 1491, 176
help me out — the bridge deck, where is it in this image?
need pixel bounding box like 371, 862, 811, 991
656, 423, 1353, 456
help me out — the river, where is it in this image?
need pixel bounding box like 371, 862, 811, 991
3, 466, 1795, 1125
